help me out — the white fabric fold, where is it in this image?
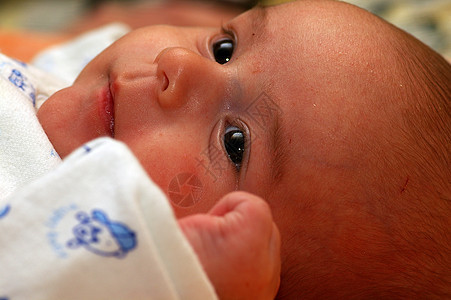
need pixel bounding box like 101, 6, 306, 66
0, 53, 65, 202
0, 138, 217, 300
32, 23, 130, 84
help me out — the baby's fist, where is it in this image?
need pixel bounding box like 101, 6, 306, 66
178, 191, 281, 299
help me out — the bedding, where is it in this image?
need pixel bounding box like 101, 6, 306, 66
0, 22, 130, 201
0, 52, 64, 202
0, 138, 217, 299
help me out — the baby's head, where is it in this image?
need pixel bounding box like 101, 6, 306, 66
38, 0, 450, 298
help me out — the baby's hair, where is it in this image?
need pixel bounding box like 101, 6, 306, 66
389, 17, 451, 169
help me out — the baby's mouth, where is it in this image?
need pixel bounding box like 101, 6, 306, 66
100, 81, 115, 138
107, 82, 115, 137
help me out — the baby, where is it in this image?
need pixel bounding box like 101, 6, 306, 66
34, 0, 450, 298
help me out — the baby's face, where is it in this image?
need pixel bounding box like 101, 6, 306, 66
39, 0, 406, 220
39, 2, 291, 216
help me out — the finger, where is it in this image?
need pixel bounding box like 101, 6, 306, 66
208, 191, 255, 217
177, 191, 261, 243
209, 191, 274, 233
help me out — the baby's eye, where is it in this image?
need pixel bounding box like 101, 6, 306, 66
213, 39, 234, 64
224, 125, 246, 171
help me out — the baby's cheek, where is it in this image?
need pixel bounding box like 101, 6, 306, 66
141, 154, 212, 217
165, 168, 205, 216
167, 169, 230, 218
128, 137, 237, 217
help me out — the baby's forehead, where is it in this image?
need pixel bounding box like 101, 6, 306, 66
258, 0, 450, 204
265, 0, 369, 20
262, 0, 396, 40
234, 0, 424, 195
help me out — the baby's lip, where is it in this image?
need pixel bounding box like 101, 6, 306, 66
107, 67, 160, 125
107, 81, 115, 137
98, 80, 115, 138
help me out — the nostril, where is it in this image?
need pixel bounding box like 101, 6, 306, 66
162, 72, 169, 92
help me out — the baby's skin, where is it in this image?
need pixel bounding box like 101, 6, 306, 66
179, 191, 280, 299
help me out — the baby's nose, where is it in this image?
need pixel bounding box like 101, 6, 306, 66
155, 47, 226, 110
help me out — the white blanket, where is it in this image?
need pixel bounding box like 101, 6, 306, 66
0, 52, 64, 202
0, 138, 217, 300
32, 23, 130, 84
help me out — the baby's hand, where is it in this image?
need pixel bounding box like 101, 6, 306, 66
178, 192, 281, 300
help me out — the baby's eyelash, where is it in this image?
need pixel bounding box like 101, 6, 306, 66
220, 24, 235, 39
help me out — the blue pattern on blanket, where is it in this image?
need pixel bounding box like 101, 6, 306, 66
0, 204, 11, 219
50, 149, 59, 158
0, 59, 36, 106
67, 209, 137, 258
8, 69, 35, 105
83, 145, 92, 153
9, 69, 26, 90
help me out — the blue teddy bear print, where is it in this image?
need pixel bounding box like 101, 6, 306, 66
67, 209, 137, 258
8, 68, 36, 105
